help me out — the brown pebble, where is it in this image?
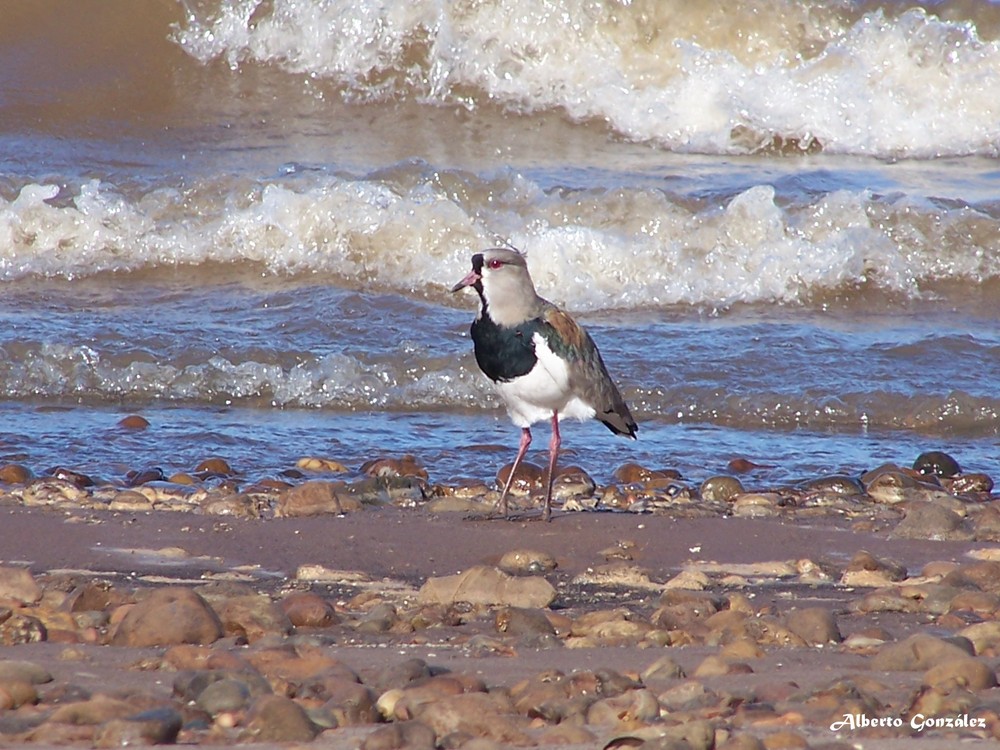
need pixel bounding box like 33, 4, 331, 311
728, 457, 769, 473
279, 591, 339, 627
872, 633, 975, 671
408, 692, 527, 744
0, 566, 42, 605
784, 607, 842, 645
116, 415, 150, 429
913, 450, 961, 477
844, 549, 908, 581
276, 480, 360, 517
111, 587, 223, 647
213, 594, 292, 642
693, 655, 753, 677
0, 464, 32, 484
613, 462, 679, 483
242, 694, 319, 742
700, 475, 744, 502
495, 461, 544, 494
319, 677, 378, 726
641, 654, 686, 682
361, 720, 436, 750
195, 457, 233, 475
418, 565, 556, 608
296, 456, 349, 473
49, 694, 137, 724
497, 548, 557, 576
922, 656, 997, 691
361, 455, 428, 479
946, 472, 994, 494
93, 707, 182, 748
586, 687, 660, 725
891, 501, 968, 540
495, 607, 556, 637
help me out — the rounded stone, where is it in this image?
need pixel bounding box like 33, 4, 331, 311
276, 481, 360, 516
890, 502, 967, 541
0, 568, 42, 605
93, 707, 182, 748
361, 720, 436, 750
361, 455, 428, 479
913, 451, 961, 478
195, 457, 233, 475
700, 475, 744, 503
242, 694, 319, 742
116, 415, 150, 430
872, 633, 975, 671
111, 587, 224, 647
279, 592, 339, 627
497, 549, 557, 576
495, 607, 556, 637
0, 464, 32, 484
922, 657, 997, 691
196, 678, 253, 715
784, 607, 842, 645
418, 565, 556, 608
496, 461, 544, 494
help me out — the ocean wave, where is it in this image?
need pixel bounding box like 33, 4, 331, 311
1, 340, 997, 437
175, 0, 1000, 157
2, 170, 998, 310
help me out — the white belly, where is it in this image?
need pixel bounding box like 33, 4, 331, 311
495, 333, 596, 428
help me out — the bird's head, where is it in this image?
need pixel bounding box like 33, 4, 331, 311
451, 247, 536, 308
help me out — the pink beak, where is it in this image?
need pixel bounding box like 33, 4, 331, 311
450, 269, 481, 293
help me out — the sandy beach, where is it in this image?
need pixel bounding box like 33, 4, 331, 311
0, 451, 997, 750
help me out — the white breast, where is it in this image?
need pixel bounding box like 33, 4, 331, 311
495, 333, 596, 428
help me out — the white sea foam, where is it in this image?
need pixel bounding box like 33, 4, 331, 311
2, 172, 998, 310
175, 0, 1000, 157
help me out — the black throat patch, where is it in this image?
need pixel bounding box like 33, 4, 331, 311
470, 313, 538, 383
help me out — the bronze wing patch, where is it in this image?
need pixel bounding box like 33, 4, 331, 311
541, 307, 589, 355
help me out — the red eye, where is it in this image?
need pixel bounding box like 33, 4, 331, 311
487, 258, 503, 269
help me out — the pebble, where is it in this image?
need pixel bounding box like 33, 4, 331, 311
279, 591, 339, 628
296, 456, 349, 473
242, 694, 320, 742
496, 548, 557, 576
700, 475, 744, 502
871, 633, 975, 671
417, 565, 556, 608
0, 464, 32, 484
913, 450, 961, 477
361, 455, 428, 480
783, 607, 842, 646
0, 566, 43, 604
195, 457, 234, 475
890, 501, 968, 540
111, 587, 224, 647
495, 461, 544, 495
276, 480, 361, 516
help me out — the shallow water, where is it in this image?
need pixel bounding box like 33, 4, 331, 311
0, 0, 997, 487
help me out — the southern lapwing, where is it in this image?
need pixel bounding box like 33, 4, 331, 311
452, 247, 637, 520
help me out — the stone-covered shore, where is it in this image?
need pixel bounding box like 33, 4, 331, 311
0, 443, 998, 749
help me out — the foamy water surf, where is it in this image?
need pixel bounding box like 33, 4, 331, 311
177, 0, 1000, 158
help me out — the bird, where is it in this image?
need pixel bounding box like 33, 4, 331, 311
451, 246, 637, 520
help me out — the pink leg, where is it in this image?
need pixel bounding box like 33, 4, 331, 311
543, 413, 560, 521
496, 427, 532, 517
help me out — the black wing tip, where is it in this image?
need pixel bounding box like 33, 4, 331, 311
600, 412, 638, 439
